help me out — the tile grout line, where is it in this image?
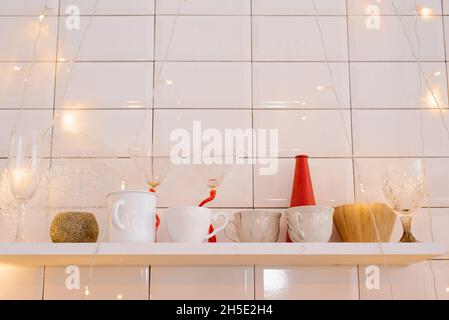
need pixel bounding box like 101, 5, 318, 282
250, 0, 255, 210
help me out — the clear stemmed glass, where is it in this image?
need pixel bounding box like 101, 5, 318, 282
382, 159, 426, 243
8, 132, 45, 242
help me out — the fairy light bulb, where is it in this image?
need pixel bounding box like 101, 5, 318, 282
13, 66, 21, 71
38, 14, 45, 21
418, 6, 432, 17
62, 112, 78, 133
84, 286, 90, 296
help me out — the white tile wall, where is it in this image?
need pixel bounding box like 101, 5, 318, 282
253, 62, 350, 109
255, 266, 359, 300
44, 266, 149, 300
150, 266, 254, 300
1, 0, 449, 300
252, 17, 348, 61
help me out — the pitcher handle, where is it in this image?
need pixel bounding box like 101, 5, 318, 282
224, 221, 239, 242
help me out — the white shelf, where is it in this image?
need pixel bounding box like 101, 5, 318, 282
0, 242, 444, 266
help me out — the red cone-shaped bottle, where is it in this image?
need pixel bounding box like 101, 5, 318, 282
287, 155, 316, 242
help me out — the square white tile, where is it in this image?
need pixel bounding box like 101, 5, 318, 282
255, 266, 359, 300
253, 110, 352, 157
154, 62, 251, 108
44, 266, 149, 300
155, 16, 251, 61
252, 16, 348, 61
0, 62, 55, 109
52, 109, 150, 157
350, 62, 448, 109
156, 0, 250, 15
252, 0, 347, 15
0, 0, 58, 15
354, 158, 449, 207
55, 62, 153, 109
0, 17, 58, 61
0, 266, 44, 300
59, 0, 154, 15
0, 110, 53, 157
58, 16, 154, 61
358, 261, 447, 300
348, 16, 445, 61
254, 158, 354, 207
253, 62, 350, 109
150, 266, 254, 300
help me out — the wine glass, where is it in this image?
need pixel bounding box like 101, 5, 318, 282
8, 132, 45, 242
382, 159, 426, 243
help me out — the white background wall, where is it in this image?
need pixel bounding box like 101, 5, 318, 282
1, 0, 449, 300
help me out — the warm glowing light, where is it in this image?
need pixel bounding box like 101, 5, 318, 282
12, 169, 25, 184
62, 112, 78, 133
433, 71, 441, 77
164, 80, 173, 85
117, 294, 123, 300
84, 286, 90, 296
38, 14, 45, 21
301, 116, 308, 121
316, 85, 325, 91
13, 66, 21, 71
120, 181, 126, 190
59, 57, 66, 62
446, 286, 449, 293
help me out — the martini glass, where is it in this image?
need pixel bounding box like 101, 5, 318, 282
129, 144, 172, 235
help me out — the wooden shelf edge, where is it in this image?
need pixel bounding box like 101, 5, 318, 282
0, 242, 444, 267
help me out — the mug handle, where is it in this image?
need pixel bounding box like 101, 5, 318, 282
205, 213, 229, 240
224, 221, 239, 242
112, 199, 125, 230
295, 212, 305, 241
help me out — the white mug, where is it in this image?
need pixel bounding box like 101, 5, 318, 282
165, 206, 229, 243
225, 211, 281, 242
286, 206, 334, 242
107, 191, 157, 243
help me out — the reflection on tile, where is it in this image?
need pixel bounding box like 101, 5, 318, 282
255, 266, 358, 300
44, 266, 149, 300
0, 266, 43, 300
55, 62, 153, 109
150, 266, 254, 300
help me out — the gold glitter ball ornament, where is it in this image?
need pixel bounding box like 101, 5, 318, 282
50, 212, 99, 243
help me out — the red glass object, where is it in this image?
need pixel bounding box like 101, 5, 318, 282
199, 189, 217, 242
287, 155, 316, 242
